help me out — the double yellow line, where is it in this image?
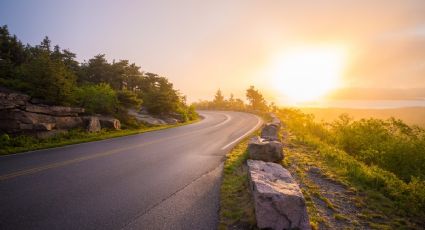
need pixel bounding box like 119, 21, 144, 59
0, 130, 194, 182
0, 112, 233, 182
0, 139, 160, 181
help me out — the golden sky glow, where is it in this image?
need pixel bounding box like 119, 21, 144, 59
269, 46, 347, 103
2, 1, 425, 105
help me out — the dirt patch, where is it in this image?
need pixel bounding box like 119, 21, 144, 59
283, 134, 371, 229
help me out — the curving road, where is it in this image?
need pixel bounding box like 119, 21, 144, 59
0, 111, 262, 230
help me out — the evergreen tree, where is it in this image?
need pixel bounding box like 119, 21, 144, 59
213, 89, 225, 108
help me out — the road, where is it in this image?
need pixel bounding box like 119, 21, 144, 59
0, 111, 262, 230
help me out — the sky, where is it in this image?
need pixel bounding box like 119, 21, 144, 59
1, 0, 425, 104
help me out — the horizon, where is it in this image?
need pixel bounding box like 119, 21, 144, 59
1, 0, 425, 107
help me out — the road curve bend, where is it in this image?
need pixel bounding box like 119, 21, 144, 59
0, 111, 262, 230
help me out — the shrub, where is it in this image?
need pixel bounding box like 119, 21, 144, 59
277, 108, 425, 218
72, 83, 118, 115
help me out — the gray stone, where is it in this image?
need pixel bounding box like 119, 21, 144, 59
248, 136, 283, 163
128, 109, 167, 126
25, 104, 84, 116
55, 116, 84, 129
261, 123, 280, 141
269, 113, 281, 128
0, 88, 86, 135
99, 117, 121, 130
162, 117, 179, 125
247, 160, 311, 230
84, 116, 101, 132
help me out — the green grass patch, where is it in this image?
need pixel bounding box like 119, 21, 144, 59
218, 136, 257, 230
0, 119, 198, 155
278, 108, 425, 228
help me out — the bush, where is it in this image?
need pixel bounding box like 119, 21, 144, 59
277, 108, 425, 218
0, 133, 10, 146
72, 83, 118, 115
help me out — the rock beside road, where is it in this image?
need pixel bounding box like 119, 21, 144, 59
128, 109, 183, 126
0, 87, 120, 137
99, 117, 121, 130
84, 116, 101, 133
248, 136, 283, 163
247, 160, 311, 230
260, 123, 280, 141
269, 113, 282, 129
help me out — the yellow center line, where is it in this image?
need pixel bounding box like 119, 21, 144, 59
0, 113, 233, 182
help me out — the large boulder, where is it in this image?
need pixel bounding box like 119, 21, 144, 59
54, 116, 84, 129
248, 136, 283, 163
84, 116, 101, 132
99, 117, 121, 130
261, 123, 280, 141
247, 160, 311, 230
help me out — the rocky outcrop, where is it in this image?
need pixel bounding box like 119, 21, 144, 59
248, 136, 283, 163
0, 88, 120, 137
260, 123, 280, 141
128, 109, 182, 126
247, 160, 311, 230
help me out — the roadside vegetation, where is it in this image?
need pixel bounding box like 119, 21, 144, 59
0, 119, 198, 155
0, 25, 197, 125
278, 108, 425, 229
0, 25, 198, 154
213, 85, 425, 228
219, 136, 258, 230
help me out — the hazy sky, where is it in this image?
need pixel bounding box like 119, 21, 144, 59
1, 0, 425, 103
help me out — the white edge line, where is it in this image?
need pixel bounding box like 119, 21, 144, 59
221, 115, 263, 150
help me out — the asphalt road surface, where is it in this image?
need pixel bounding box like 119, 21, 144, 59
0, 111, 262, 230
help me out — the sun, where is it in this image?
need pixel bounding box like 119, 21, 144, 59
271, 46, 347, 103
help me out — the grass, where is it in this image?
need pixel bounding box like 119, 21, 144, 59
218, 135, 258, 230
218, 109, 425, 229
284, 130, 424, 229
0, 119, 199, 155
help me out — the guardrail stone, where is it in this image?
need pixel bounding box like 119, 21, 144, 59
247, 160, 311, 230
248, 136, 283, 163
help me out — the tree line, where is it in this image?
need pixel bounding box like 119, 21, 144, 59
192, 86, 276, 113
0, 25, 197, 124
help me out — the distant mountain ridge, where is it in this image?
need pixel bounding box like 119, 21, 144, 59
300, 107, 425, 127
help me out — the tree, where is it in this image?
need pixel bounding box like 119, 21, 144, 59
79, 54, 110, 85
139, 74, 181, 115
20, 52, 76, 104
246, 86, 268, 112
117, 89, 142, 109
38, 36, 51, 52
213, 89, 225, 108
0, 25, 27, 79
